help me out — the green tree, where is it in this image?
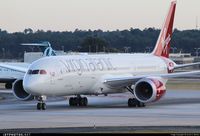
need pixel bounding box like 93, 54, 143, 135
80, 36, 108, 52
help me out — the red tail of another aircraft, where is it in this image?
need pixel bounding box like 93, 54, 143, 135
152, 1, 176, 58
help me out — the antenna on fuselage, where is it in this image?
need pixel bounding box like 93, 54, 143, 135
21, 41, 56, 56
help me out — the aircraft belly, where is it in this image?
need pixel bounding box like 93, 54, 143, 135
71, 75, 97, 94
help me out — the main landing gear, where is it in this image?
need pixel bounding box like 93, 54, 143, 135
37, 96, 47, 110
5, 83, 12, 89
126, 86, 145, 108
128, 98, 145, 107
69, 95, 88, 107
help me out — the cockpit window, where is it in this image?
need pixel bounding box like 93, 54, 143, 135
28, 69, 47, 75
32, 70, 40, 74
40, 70, 47, 75
27, 70, 32, 75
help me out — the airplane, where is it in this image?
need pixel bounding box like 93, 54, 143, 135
0, 41, 56, 89
0, 1, 200, 110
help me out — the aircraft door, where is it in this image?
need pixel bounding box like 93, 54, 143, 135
50, 71, 56, 85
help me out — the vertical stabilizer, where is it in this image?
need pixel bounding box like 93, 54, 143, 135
21, 41, 56, 56
152, 1, 176, 58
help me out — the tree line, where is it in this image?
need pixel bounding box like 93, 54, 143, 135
0, 28, 200, 59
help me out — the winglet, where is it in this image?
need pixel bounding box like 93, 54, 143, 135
152, 1, 176, 58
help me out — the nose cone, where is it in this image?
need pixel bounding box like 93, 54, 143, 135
23, 78, 42, 95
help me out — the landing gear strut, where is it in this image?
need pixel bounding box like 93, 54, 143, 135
126, 86, 145, 108
69, 96, 88, 107
37, 96, 47, 110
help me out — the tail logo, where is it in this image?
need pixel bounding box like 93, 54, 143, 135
162, 58, 175, 73
161, 28, 171, 55
152, 1, 176, 58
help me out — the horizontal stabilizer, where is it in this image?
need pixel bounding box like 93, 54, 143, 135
21, 41, 51, 47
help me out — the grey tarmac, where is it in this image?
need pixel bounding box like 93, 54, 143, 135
0, 89, 200, 133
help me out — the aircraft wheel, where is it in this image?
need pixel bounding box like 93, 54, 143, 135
69, 97, 74, 106
83, 97, 88, 106
79, 98, 85, 106
137, 101, 145, 107
128, 98, 145, 108
69, 97, 79, 106
37, 102, 46, 110
74, 97, 79, 106
42, 103, 46, 110
5, 83, 12, 89
79, 97, 88, 106
128, 98, 137, 107
37, 102, 42, 110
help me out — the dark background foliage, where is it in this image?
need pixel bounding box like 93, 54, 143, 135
0, 28, 200, 59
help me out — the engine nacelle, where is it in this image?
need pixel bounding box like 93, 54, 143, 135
134, 78, 166, 103
12, 79, 34, 101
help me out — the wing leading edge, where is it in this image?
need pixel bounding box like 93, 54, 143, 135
104, 71, 200, 88
0, 63, 27, 73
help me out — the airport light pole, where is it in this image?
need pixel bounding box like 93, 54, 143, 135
171, 47, 177, 53
124, 46, 131, 53
89, 45, 91, 53
96, 44, 98, 53
194, 48, 200, 57
2, 48, 5, 59
62, 46, 64, 51
77, 46, 81, 52
145, 47, 152, 53
103, 46, 106, 53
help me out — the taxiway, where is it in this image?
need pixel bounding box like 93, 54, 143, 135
0, 88, 200, 133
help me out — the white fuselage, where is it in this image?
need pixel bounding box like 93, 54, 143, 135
23, 53, 170, 97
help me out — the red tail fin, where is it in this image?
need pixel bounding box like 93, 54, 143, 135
152, 1, 176, 58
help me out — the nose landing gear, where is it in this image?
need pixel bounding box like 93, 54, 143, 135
37, 96, 47, 110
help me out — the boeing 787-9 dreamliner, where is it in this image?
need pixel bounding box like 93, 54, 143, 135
1, 1, 200, 110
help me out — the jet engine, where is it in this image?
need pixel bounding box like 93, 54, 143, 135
12, 79, 34, 101
134, 78, 166, 103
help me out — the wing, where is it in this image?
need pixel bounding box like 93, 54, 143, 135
104, 71, 200, 88
174, 62, 200, 69
0, 63, 27, 73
